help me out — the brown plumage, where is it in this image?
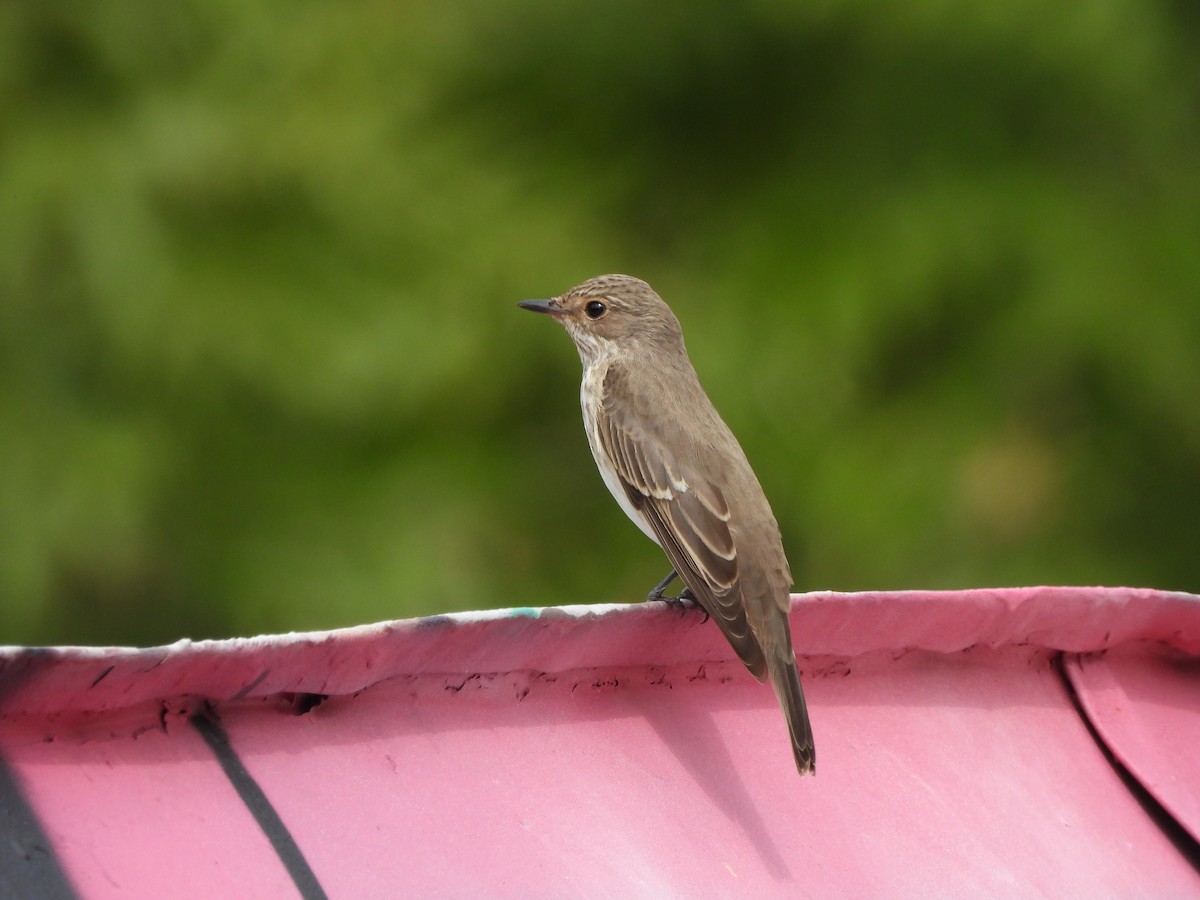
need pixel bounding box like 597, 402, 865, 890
519, 274, 815, 775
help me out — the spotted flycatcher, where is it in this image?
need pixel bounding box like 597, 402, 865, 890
519, 274, 815, 775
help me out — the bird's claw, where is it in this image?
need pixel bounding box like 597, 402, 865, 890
647, 587, 707, 622
646, 570, 707, 620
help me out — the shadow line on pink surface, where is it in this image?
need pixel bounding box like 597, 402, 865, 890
191, 710, 329, 900
627, 684, 795, 882
1060, 657, 1200, 873
0, 756, 76, 898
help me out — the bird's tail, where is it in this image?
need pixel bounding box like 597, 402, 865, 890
767, 647, 815, 775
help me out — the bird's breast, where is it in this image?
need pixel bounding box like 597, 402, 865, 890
580, 361, 661, 546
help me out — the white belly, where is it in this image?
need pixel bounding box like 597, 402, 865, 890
581, 362, 661, 546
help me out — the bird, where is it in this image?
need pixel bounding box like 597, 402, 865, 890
518, 274, 814, 775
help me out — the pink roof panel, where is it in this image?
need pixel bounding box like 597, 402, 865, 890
1, 587, 1197, 897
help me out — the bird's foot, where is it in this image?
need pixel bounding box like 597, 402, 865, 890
647, 587, 707, 621
646, 570, 707, 620
647, 569, 685, 602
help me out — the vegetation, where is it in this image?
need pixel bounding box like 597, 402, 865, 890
2, 2, 1198, 645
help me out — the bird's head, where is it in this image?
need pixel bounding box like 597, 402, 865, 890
519, 274, 684, 366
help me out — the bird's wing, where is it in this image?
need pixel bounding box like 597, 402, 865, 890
597, 366, 767, 678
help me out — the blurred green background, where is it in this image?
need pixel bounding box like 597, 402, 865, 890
2, 2, 1198, 646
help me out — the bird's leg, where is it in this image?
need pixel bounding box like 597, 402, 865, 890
646, 569, 700, 618
647, 568, 680, 601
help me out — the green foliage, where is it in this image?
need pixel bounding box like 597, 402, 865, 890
1, 1, 1197, 645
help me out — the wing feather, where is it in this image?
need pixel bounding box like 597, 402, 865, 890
597, 367, 766, 677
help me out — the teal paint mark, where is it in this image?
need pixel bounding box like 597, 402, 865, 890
507, 608, 541, 618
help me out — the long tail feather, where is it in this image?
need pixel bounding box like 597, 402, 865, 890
768, 650, 815, 775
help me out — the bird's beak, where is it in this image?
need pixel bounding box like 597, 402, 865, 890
517, 298, 562, 316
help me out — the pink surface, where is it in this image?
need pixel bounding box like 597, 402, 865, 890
1, 586, 1196, 719
214, 648, 1193, 897
3, 709, 294, 896
1, 587, 1198, 897
1065, 644, 1200, 844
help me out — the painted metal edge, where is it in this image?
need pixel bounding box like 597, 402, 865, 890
0, 586, 1196, 719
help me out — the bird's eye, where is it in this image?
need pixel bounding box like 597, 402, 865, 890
585, 300, 607, 319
